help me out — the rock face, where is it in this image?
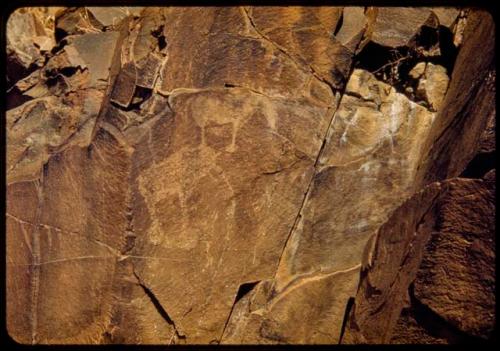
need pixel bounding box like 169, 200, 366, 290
5, 7, 495, 345
341, 9, 495, 344
342, 173, 495, 344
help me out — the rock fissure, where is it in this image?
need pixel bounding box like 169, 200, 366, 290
132, 269, 186, 344
6, 7, 494, 345
219, 281, 261, 343
241, 7, 335, 92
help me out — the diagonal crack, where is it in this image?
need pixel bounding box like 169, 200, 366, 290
218, 280, 260, 343
30, 166, 45, 344
269, 97, 340, 291
269, 19, 365, 294
132, 268, 186, 344
241, 7, 336, 92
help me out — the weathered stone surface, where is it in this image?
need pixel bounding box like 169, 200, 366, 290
86, 7, 143, 27
68, 31, 122, 88
110, 62, 137, 107
412, 173, 496, 340
128, 87, 332, 343
334, 7, 368, 52
6, 8, 58, 86
341, 182, 443, 344
5, 6, 495, 346
431, 7, 460, 28
245, 7, 351, 88
342, 9, 495, 345
415, 62, 450, 111
7, 6, 335, 345
54, 8, 102, 38
478, 112, 496, 154
221, 70, 437, 344
342, 173, 495, 344
415, 9, 495, 185
370, 8, 434, 48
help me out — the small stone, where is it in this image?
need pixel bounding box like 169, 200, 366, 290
33, 35, 55, 52
416, 63, 449, 111
135, 54, 162, 89
409, 62, 426, 79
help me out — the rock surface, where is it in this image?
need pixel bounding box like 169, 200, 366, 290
5, 6, 495, 345
341, 10, 495, 344
342, 174, 495, 344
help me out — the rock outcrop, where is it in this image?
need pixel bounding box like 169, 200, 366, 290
5, 6, 495, 345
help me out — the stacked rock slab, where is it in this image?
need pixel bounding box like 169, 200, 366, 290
342, 9, 495, 344
5, 7, 494, 344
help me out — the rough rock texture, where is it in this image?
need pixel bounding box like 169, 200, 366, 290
342, 9, 496, 344
342, 174, 495, 344
5, 7, 494, 345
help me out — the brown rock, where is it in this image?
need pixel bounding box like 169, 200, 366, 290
246, 7, 351, 87
343, 174, 495, 344
431, 7, 460, 28
68, 31, 122, 88
6, 8, 57, 85
55, 8, 103, 38
341, 183, 443, 344
5, 6, 495, 346
222, 67, 437, 344
412, 175, 495, 339
334, 7, 368, 52
86, 7, 143, 27
370, 8, 434, 48
415, 9, 495, 185
415, 62, 450, 111
343, 10, 495, 345
478, 111, 496, 154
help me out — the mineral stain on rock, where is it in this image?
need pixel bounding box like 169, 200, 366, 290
5, 6, 495, 345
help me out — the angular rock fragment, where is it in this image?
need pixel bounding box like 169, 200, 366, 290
55, 7, 102, 39
6, 8, 57, 85
415, 63, 450, 111
68, 31, 121, 88
135, 54, 162, 89
334, 7, 368, 52
342, 174, 495, 344
412, 174, 495, 340
110, 62, 137, 108
86, 7, 143, 27
370, 7, 435, 48
341, 182, 443, 344
431, 7, 460, 28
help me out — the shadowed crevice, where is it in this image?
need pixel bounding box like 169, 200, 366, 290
460, 151, 496, 179
132, 270, 186, 343
218, 280, 261, 344
339, 297, 355, 344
